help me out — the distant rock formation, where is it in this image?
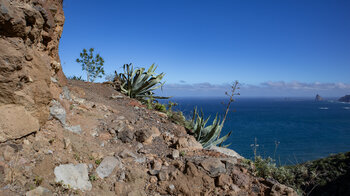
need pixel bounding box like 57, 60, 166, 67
339, 95, 350, 102
315, 94, 323, 101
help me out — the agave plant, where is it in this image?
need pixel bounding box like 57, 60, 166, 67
115, 63, 167, 99
190, 108, 232, 149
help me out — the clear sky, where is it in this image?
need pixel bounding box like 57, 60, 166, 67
59, 0, 350, 97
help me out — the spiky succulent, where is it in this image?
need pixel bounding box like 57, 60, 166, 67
190, 108, 232, 149
115, 63, 167, 99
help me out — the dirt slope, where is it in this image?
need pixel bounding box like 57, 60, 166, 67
0, 80, 297, 195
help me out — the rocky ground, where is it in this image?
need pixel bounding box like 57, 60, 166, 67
0, 80, 298, 196
0, 0, 298, 195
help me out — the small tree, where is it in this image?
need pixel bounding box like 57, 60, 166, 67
76, 48, 105, 82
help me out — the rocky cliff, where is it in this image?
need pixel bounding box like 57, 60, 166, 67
0, 0, 65, 142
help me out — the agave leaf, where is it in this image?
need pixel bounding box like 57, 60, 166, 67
211, 131, 232, 147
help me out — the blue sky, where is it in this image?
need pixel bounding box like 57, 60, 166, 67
59, 0, 350, 97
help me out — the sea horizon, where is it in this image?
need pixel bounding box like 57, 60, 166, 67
161, 97, 350, 165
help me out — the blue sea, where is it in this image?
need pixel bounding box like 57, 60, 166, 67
164, 97, 350, 165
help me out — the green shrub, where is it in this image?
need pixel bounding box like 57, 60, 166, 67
114, 63, 167, 100
67, 75, 84, 81
154, 103, 167, 113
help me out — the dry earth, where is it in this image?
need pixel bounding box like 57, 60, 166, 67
0, 80, 298, 196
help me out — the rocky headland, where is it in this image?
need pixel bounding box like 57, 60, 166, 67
315, 94, 323, 101
339, 95, 350, 103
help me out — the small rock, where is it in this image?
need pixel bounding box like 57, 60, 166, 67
157, 170, 169, 181
118, 130, 134, 143
117, 116, 125, 120
119, 149, 137, 159
61, 86, 71, 100
91, 129, 99, 137
136, 143, 143, 151
54, 164, 92, 191
134, 157, 146, 163
223, 158, 238, 171
88, 164, 93, 170
149, 176, 158, 183
230, 184, 241, 193
110, 94, 123, 99
200, 159, 226, 177
99, 132, 112, 141
25, 186, 51, 196
148, 170, 160, 176
46, 150, 53, 155
117, 171, 126, 181
169, 184, 175, 191
232, 168, 250, 189
63, 138, 70, 149
176, 136, 203, 151
64, 125, 82, 134
23, 139, 30, 145
50, 100, 66, 125
96, 156, 122, 179
134, 126, 160, 145
50, 77, 58, 83
151, 159, 162, 171
3, 146, 15, 161
216, 174, 233, 189
172, 150, 179, 159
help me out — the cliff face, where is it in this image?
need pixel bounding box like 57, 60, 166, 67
0, 0, 65, 142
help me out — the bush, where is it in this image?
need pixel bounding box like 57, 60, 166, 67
67, 75, 84, 81
76, 48, 105, 82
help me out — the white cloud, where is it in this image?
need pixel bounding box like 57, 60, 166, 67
157, 81, 350, 97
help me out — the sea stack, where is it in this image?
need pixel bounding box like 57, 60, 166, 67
315, 94, 323, 101
338, 95, 350, 102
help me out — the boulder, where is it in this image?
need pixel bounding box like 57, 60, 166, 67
96, 156, 122, 179
54, 164, 92, 191
208, 145, 243, 159
0, 105, 39, 142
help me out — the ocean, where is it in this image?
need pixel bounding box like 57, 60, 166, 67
164, 97, 350, 165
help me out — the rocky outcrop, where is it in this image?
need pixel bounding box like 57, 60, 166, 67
0, 0, 65, 142
315, 94, 323, 101
339, 95, 350, 102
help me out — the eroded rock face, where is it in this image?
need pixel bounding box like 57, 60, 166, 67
0, 0, 65, 141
